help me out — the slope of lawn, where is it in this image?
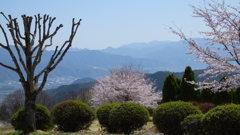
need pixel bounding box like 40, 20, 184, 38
0, 120, 163, 135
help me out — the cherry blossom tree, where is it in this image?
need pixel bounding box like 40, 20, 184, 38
91, 65, 161, 109
170, 0, 240, 91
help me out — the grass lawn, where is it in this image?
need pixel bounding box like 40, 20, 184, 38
0, 120, 163, 135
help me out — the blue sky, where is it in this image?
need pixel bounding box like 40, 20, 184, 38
0, 0, 238, 50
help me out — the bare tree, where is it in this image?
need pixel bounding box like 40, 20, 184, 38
67, 90, 79, 100
0, 103, 11, 122
0, 12, 81, 133
67, 89, 93, 105
36, 91, 56, 110
170, 0, 240, 91
0, 90, 24, 120
76, 89, 93, 105
0, 90, 56, 124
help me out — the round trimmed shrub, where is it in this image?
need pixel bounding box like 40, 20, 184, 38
109, 102, 149, 134
52, 100, 95, 132
202, 104, 240, 135
181, 114, 204, 135
96, 103, 119, 132
11, 104, 53, 131
153, 101, 201, 135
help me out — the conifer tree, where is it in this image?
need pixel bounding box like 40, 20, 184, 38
200, 89, 214, 103
175, 77, 182, 100
162, 74, 177, 102
233, 87, 240, 104
179, 66, 197, 101
212, 76, 232, 104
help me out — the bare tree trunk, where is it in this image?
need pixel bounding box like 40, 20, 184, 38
24, 92, 37, 134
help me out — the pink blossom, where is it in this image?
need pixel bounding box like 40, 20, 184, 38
170, 0, 240, 91
91, 65, 161, 109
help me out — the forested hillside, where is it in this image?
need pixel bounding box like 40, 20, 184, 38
45, 69, 222, 102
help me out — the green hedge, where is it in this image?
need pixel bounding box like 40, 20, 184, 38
181, 114, 204, 135
108, 102, 149, 134
11, 104, 53, 131
202, 104, 240, 135
153, 101, 201, 135
52, 100, 95, 132
96, 103, 119, 132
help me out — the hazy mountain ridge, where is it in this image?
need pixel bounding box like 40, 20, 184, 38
101, 39, 207, 70
0, 49, 161, 83
71, 77, 96, 84
0, 39, 207, 86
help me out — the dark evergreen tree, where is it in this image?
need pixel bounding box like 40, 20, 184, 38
212, 76, 232, 105
175, 77, 182, 100
200, 89, 214, 103
162, 74, 179, 102
179, 66, 197, 101
233, 87, 240, 104
212, 91, 231, 105
199, 81, 214, 102
219, 76, 226, 81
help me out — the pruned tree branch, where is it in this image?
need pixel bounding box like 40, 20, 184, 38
0, 13, 81, 93
0, 62, 16, 71
37, 18, 81, 93
0, 14, 25, 82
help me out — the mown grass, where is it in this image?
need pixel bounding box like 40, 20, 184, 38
0, 120, 162, 135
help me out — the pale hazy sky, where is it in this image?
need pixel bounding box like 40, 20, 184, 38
0, 0, 238, 50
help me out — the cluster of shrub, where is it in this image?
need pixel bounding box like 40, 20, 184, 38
162, 66, 240, 105
10, 100, 95, 132
10, 100, 150, 134
9, 99, 240, 135
153, 101, 240, 135
159, 66, 240, 134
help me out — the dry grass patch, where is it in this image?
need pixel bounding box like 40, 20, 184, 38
0, 120, 163, 135
0, 127, 15, 134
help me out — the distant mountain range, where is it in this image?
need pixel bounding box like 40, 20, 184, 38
101, 39, 207, 70
0, 39, 207, 84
